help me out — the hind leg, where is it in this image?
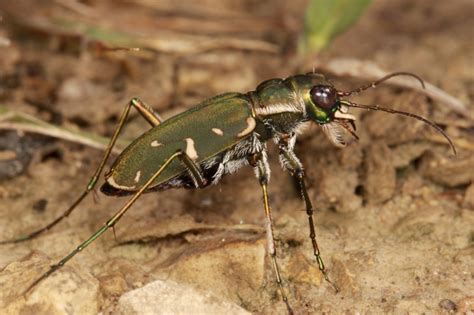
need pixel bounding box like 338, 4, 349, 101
1, 98, 162, 244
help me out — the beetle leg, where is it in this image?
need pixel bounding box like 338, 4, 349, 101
253, 151, 293, 315
23, 151, 184, 294
180, 152, 207, 188
279, 142, 339, 293
130, 97, 163, 126
0, 98, 162, 244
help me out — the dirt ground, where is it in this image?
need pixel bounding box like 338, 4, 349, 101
0, 1, 473, 314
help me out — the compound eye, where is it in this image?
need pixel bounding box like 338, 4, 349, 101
310, 85, 337, 110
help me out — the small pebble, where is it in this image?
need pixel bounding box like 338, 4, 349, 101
33, 198, 48, 212
439, 299, 457, 312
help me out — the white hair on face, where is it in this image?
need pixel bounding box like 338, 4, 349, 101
321, 122, 347, 147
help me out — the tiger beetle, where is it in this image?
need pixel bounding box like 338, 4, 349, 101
1, 71, 455, 314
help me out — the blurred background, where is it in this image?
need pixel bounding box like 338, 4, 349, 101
0, 1, 473, 314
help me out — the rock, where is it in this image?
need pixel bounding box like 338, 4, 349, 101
287, 252, 322, 287
0, 252, 100, 315
363, 142, 396, 204
391, 143, 431, 168
331, 256, 362, 297
319, 168, 362, 213
0, 131, 49, 180
463, 183, 474, 210
163, 238, 266, 305
457, 296, 474, 313
438, 298, 457, 313
420, 151, 474, 187
116, 279, 251, 315
316, 145, 363, 213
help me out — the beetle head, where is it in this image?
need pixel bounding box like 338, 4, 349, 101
306, 84, 357, 147
306, 72, 456, 154
308, 85, 339, 123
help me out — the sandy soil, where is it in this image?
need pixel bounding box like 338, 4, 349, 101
0, 1, 473, 314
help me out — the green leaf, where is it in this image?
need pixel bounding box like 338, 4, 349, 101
301, 0, 372, 54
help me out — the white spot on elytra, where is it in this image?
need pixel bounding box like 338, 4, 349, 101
211, 128, 224, 136
237, 117, 256, 137
150, 140, 162, 147
185, 138, 198, 160
134, 171, 141, 183
107, 176, 135, 190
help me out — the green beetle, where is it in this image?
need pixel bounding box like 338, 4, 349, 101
3, 72, 455, 314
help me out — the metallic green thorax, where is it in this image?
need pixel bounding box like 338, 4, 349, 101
250, 73, 337, 126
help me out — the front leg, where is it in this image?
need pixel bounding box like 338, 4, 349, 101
250, 150, 293, 315
278, 137, 339, 293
